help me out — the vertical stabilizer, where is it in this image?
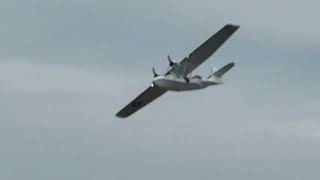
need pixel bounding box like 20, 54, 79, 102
213, 62, 235, 77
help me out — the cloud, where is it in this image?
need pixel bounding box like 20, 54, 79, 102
0, 57, 319, 179
1, 0, 319, 65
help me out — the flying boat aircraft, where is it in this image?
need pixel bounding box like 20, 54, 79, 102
116, 24, 239, 118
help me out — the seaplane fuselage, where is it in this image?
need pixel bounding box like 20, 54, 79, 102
152, 75, 222, 91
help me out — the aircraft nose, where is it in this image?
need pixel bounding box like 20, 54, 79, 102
152, 78, 160, 86
152, 76, 164, 87
153, 76, 163, 81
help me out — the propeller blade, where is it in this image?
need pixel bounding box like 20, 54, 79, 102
184, 76, 190, 83
152, 67, 158, 77
168, 55, 177, 66
168, 55, 173, 66
211, 66, 218, 74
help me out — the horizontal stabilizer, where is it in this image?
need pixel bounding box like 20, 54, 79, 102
213, 62, 235, 77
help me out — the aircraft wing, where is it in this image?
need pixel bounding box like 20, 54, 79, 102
116, 85, 167, 118
168, 24, 239, 76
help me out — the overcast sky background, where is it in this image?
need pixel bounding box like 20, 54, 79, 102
0, 0, 320, 179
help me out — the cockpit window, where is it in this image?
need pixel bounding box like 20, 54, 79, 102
192, 75, 202, 79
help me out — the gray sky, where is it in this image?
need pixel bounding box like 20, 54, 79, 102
0, 0, 320, 179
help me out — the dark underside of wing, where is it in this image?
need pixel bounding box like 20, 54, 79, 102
168, 24, 239, 76
116, 85, 167, 118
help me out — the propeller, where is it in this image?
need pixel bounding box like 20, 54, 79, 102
208, 66, 218, 79
168, 55, 177, 66
184, 76, 190, 83
211, 66, 218, 74
152, 67, 158, 77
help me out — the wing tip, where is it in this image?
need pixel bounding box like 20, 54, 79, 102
226, 24, 240, 29
115, 112, 129, 118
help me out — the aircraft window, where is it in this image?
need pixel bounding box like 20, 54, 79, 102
193, 75, 202, 79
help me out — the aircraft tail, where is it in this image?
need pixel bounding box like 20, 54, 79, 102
213, 62, 235, 78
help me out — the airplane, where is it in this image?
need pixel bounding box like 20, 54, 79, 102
116, 24, 239, 118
